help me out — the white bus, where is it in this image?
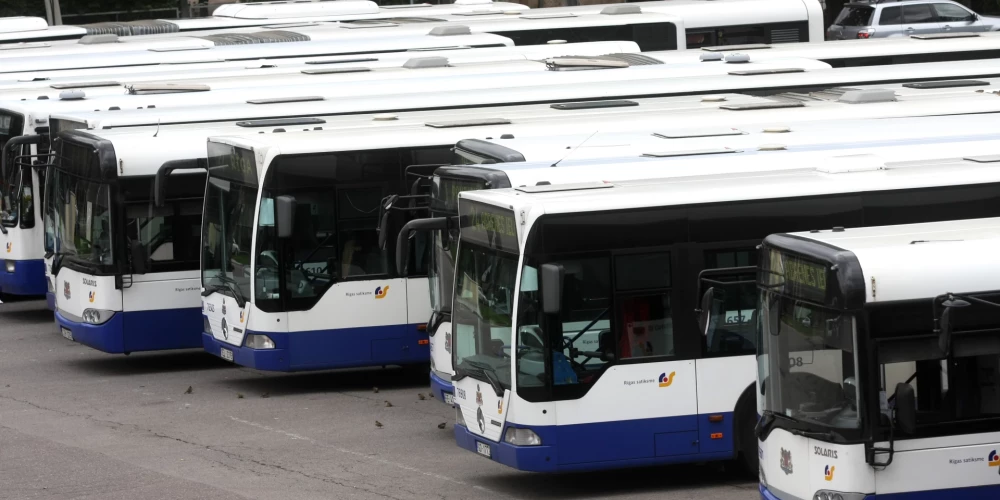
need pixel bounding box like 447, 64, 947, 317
0, 10, 684, 63
447, 139, 1000, 473
0, 40, 638, 92
757, 218, 1000, 499
196, 112, 1000, 373
0, 1, 527, 44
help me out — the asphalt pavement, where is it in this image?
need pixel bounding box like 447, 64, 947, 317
0, 299, 757, 500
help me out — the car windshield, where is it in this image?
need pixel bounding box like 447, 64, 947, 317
759, 292, 861, 431
202, 143, 258, 303
835, 5, 875, 26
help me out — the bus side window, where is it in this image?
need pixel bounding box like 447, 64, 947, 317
615, 252, 673, 359
701, 249, 758, 357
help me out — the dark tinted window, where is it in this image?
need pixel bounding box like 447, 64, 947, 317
615, 252, 670, 290
904, 4, 938, 23
499, 23, 678, 51
879, 6, 903, 24
123, 174, 205, 274
835, 5, 875, 26
933, 3, 975, 21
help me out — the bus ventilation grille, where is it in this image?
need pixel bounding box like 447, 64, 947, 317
769, 28, 801, 44
83, 20, 179, 36
200, 31, 311, 46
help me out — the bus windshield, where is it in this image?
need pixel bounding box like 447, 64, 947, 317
202, 143, 258, 305
47, 166, 114, 270
452, 200, 520, 390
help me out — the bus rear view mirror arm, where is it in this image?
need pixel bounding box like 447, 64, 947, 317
393, 216, 451, 277
275, 195, 297, 240
154, 158, 207, 208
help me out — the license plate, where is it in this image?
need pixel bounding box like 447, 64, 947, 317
61, 327, 73, 341
444, 393, 454, 405
476, 441, 491, 458
220, 347, 234, 362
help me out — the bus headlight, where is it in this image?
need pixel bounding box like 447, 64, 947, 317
203, 316, 211, 334
814, 491, 864, 500
504, 427, 542, 446
245, 334, 275, 349
455, 407, 466, 427
5, 260, 15, 273
82, 308, 114, 325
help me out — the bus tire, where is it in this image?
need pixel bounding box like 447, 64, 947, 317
734, 385, 759, 477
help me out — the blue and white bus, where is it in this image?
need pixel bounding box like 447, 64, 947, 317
757, 218, 1000, 499
447, 137, 1000, 473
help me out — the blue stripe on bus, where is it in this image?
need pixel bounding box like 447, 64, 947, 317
866, 484, 1000, 499
56, 307, 202, 354
761, 481, 1000, 499
455, 412, 736, 472
0, 258, 46, 297
201, 322, 429, 372
430, 370, 454, 405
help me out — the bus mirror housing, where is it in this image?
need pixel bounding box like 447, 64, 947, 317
894, 382, 917, 435
275, 195, 297, 239
541, 263, 565, 315
937, 297, 969, 357
129, 239, 148, 275
697, 287, 715, 336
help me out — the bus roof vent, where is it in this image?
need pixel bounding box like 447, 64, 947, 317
126, 83, 210, 95
837, 89, 896, 104
425, 118, 511, 128
963, 155, 1000, 163
599, 53, 663, 66
82, 20, 179, 36
452, 10, 505, 16
341, 21, 398, 29
78, 34, 119, 45
236, 117, 327, 128
50, 81, 120, 89
550, 100, 638, 110
262, 23, 320, 29
700, 52, 724, 62
729, 68, 804, 76
902, 79, 989, 89
654, 128, 745, 139
724, 53, 750, 63
911, 32, 978, 39
515, 181, 613, 193
301, 67, 371, 75
601, 4, 641, 15
815, 154, 885, 174
200, 30, 311, 46
59, 90, 86, 100
429, 25, 471, 36
720, 101, 805, 111
403, 56, 449, 69
247, 96, 325, 105
643, 147, 741, 158
380, 3, 433, 8
521, 12, 577, 19
701, 43, 770, 52
545, 56, 630, 70
306, 57, 378, 65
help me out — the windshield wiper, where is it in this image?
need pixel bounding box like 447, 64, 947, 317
208, 273, 247, 307
757, 409, 845, 442
461, 360, 505, 397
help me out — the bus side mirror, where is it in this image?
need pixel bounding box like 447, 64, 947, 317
894, 382, 917, 436
938, 297, 969, 357
697, 287, 715, 336
541, 263, 564, 315
275, 195, 297, 239
130, 239, 148, 275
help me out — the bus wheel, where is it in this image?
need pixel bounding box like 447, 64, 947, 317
734, 387, 759, 477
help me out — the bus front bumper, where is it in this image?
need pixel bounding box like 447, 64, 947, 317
57, 307, 201, 354
430, 370, 454, 405
0, 259, 46, 297
454, 423, 558, 473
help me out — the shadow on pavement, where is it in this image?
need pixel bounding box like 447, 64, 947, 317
66, 350, 233, 376
221, 365, 430, 397
0, 302, 53, 323
477, 462, 756, 499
